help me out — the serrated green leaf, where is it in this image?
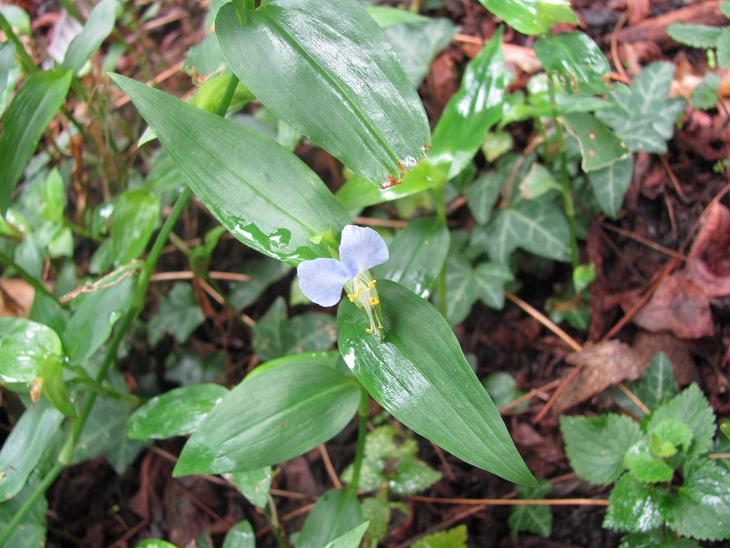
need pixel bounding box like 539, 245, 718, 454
535, 32, 609, 94
362, 496, 390, 544
465, 171, 505, 225
338, 281, 535, 485
647, 384, 715, 458
716, 26, 730, 67
297, 489, 363, 548
111, 74, 350, 264
691, 72, 721, 109
222, 520, 255, 548
624, 440, 674, 483
0, 318, 63, 384
431, 28, 508, 178
587, 155, 633, 219
147, 283, 205, 346
111, 188, 160, 266
595, 62, 686, 154
473, 262, 513, 310
509, 480, 552, 538
325, 521, 370, 548
485, 199, 571, 263
604, 474, 668, 533
390, 458, 441, 495
667, 459, 730, 540
560, 414, 642, 485
0, 481, 47, 548
174, 356, 359, 475
227, 467, 271, 508
216, 0, 430, 186
561, 113, 630, 172
376, 217, 449, 299
136, 540, 178, 548
651, 419, 693, 457
62, 0, 117, 74
412, 525, 468, 548
0, 69, 72, 214
479, 0, 578, 35
127, 384, 227, 440
620, 530, 700, 548
667, 23, 721, 49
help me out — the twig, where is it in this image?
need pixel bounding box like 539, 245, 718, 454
600, 223, 687, 261
354, 216, 409, 228
505, 292, 583, 352
151, 271, 251, 283
403, 495, 608, 506
660, 155, 688, 202
533, 364, 584, 423
610, 11, 629, 82
709, 453, 730, 459
500, 379, 562, 414
430, 442, 455, 480
319, 444, 342, 489
617, 383, 651, 415
113, 60, 185, 108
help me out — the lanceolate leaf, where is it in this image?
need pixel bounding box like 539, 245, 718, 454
62, 0, 117, 74
431, 28, 508, 178
0, 69, 72, 214
479, 0, 578, 35
216, 0, 431, 186
111, 74, 350, 264
534, 32, 609, 94
297, 489, 363, 548
174, 356, 360, 476
111, 188, 160, 266
338, 281, 535, 485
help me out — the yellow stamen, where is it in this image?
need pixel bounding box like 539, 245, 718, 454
365, 327, 374, 334
369, 297, 380, 305
368, 280, 377, 289
347, 285, 365, 302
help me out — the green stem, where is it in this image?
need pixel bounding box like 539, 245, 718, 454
348, 386, 369, 493
69, 366, 142, 405
0, 12, 38, 74
0, 250, 65, 306
546, 73, 580, 270
215, 73, 240, 117
433, 183, 448, 318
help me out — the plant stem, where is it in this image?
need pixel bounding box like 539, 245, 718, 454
546, 73, 580, 270
0, 250, 65, 306
348, 386, 369, 493
433, 183, 448, 317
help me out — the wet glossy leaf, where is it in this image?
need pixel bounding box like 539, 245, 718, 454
0, 42, 18, 117
623, 440, 674, 483
62, 0, 117, 74
223, 520, 255, 548
0, 69, 72, 214
127, 384, 228, 440
297, 489, 363, 548
479, 0, 578, 35
595, 62, 685, 154
508, 481, 552, 538
111, 74, 350, 264
325, 521, 370, 548
111, 188, 160, 266
0, 400, 64, 500
0, 481, 47, 547
174, 357, 360, 475
465, 172, 505, 225
431, 28, 508, 179
376, 217, 449, 298
0, 318, 63, 383
227, 467, 271, 508
338, 281, 535, 485
37, 348, 75, 418
620, 531, 700, 548
604, 474, 668, 533
561, 113, 630, 172
560, 414, 642, 485
366, 6, 429, 27
587, 156, 633, 219
534, 32, 609, 94
390, 458, 441, 495
191, 73, 254, 114
216, 0, 431, 186
667, 24, 721, 49
667, 459, 730, 540
147, 283, 205, 346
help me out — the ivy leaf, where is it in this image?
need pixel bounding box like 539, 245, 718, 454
147, 283, 205, 346
667, 24, 721, 49
623, 353, 678, 413
508, 480, 553, 538
412, 525, 468, 548
561, 113, 630, 172
691, 72, 721, 110
604, 474, 669, 533
484, 199, 571, 263
534, 32, 610, 94
222, 520, 255, 548
473, 262, 513, 309
587, 156, 633, 219
465, 171, 506, 225
647, 384, 715, 458
478, 0, 578, 35
666, 459, 730, 541
560, 414, 642, 485
596, 62, 685, 154
443, 255, 477, 325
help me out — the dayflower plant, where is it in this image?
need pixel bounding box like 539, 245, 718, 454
297, 225, 388, 335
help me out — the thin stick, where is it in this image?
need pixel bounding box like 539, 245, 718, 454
269, 489, 316, 501
354, 216, 408, 228
403, 495, 608, 506
534, 364, 584, 423
660, 155, 688, 201
601, 223, 687, 262
430, 442, 455, 480
505, 291, 583, 352
610, 12, 629, 81
500, 379, 562, 414
319, 444, 342, 489
617, 383, 651, 415
151, 271, 251, 283
113, 60, 185, 108
709, 453, 730, 459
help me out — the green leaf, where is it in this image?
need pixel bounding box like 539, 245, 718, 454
127, 384, 228, 440
366, 6, 429, 27
561, 113, 630, 172
535, 32, 610, 94
560, 414, 642, 485
147, 283, 205, 346
651, 419, 693, 457
473, 262, 513, 310
375, 217, 449, 299
216, 0, 431, 186
484, 372, 525, 410
431, 28, 508, 178
136, 541, 177, 548
604, 474, 668, 533
174, 356, 360, 475
0, 69, 72, 214
518, 163, 560, 200
62, 274, 135, 366
441, 255, 477, 325
227, 467, 272, 508
185, 33, 225, 77
390, 458, 441, 495
647, 384, 715, 458
716, 26, 730, 67
0, 42, 18, 117
324, 521, 370, 548
479, 0, 578, 35
482, 130, 513, 162
111, 74, 350, 264
484, 199, 571, 263
620, 530, 700, 548
722, 2, 730, 17
0, 318, 63, 383
0, 400, 64, 500
623, 440, 674, 483
412, 525, 468, 548
691, 72, 721, 109
338, 280, 535, 485
297, 489, 363, 548
624, 353, 678, 413
222, 520, 255, 548
666, 23, 721, 49
191, 73, 255, 114
111, 188, 160, 266
361, 497, 391, 544
0, 481, 47, 548
465, 171, 504, 225
667, 459, 730, 541
508, 480, 553, 538
62, 0, 117, 74
587, 156, 633, 219
595, 62, 686, 154
40, 168, 65, 223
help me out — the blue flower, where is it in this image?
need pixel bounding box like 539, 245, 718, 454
297, 225, 388, 334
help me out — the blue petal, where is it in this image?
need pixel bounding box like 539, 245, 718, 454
297, 258, 350, 307
339, 225, 389, 276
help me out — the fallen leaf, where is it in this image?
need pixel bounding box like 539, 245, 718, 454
632, 331, 699, 386
0, 279, 35, 317
687, 202, 730, 297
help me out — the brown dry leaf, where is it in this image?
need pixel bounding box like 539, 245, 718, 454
632, 331, 699, 385
633, 272, 714, 339
687, 202, 730, 297
609, 0, 651, 25
0, 279, 35, 317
